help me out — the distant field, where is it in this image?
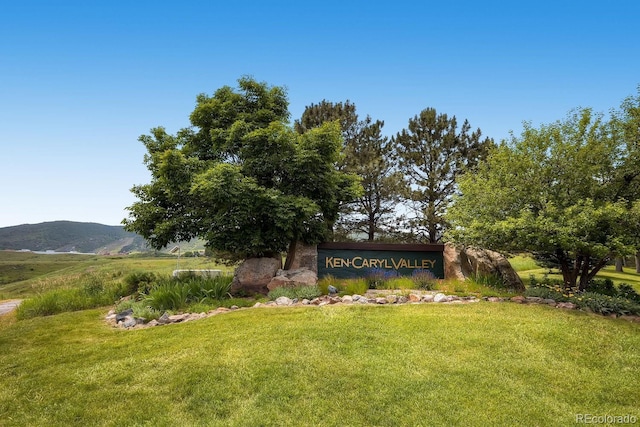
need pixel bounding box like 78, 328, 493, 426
0, 251, 232, 299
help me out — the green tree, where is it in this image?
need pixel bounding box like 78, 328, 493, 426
296, 101, 403, 241
447, 105, 640, 290
613, 87, 640, 272
124, 77, 360, 266
394, 108, 493, 243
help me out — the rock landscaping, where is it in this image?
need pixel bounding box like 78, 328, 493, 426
106, 289, 640, 330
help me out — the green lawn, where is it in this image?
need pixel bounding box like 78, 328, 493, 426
510, 255, 640, 292
1, 303, 638, 426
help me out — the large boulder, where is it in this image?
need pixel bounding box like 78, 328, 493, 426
267, 268, 318, 291
231, 257, 282, 294
287, 242, 318, 273
444, 244, 524, 291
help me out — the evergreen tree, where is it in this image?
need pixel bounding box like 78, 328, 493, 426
394, 108, 493, 243
296, 101, 403, 241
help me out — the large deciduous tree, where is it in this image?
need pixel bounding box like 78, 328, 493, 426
124, 77, 360, 266
295, 101, 404, 241
394, 108, 493, 243
447, 101, 640, 291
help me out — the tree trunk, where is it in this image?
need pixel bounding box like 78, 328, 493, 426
636, 251, 640, 274
615, 257, 624, 272
283, 240, 297, 270
368, 212, 375, 241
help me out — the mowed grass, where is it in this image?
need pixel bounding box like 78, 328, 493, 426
510, 255, 640, 292
1, 303, 638, 426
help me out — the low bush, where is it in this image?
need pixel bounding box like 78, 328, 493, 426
365, 268, 398, 289
617, 283, 640, 303
574, 292, 640, 316
123, 271, 158, 296
526, 275, 640, 317
411, 269, 437, 290
585, 278, 617, 296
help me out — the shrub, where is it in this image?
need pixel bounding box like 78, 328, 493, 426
585, 278, 616, 296
412, 269, 437, 290
123, 271, 158, 296
524, 286, 567, 302
617, 283, 640, 303
365, 268, 398, 289
574, 292, 640, 316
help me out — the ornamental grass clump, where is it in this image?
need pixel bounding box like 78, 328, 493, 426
365, 268, 398, 289
411, 269, 437, 290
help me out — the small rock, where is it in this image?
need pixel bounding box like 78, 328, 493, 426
319, 301, 329, 307
542, 299, 556, 305
408, 294, 421, 302
123, 316, 137, 328
301, 299, 310, 305
525, 297, 543, 303
230, 305, 239, 310
556, 302, 576, 310
434, 293, 447, 303
386, 295, 398, 304
158, 312, 170, 324
342, 295, 353, 303
397, 296, 408, 304
168, 314, 189, 323
487, 297, 502, 302
311, 298, 322, 305
329, 297, 341, 304
510, 296, 526, 304
422, 294, 434, 302
375, 297, 388, 304
357, 298, 369, 304
116, 308, 134, 323
147, 320, 159, 327
275, 296, 293, 306
253, 302, 262, 308
328, 285, 338, 295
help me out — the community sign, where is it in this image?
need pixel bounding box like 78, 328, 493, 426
317, 242, 444, 279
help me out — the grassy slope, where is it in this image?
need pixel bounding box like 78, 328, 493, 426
0, 252, 233, 299
1, 303, 638, 426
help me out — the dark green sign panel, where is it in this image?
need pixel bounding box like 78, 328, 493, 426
317, 242, 444, 279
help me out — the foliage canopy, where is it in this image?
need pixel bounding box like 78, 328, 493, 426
124, 77, 360, 262
448, 92, 640, 290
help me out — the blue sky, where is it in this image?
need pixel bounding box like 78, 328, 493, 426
1, 0, 639, 228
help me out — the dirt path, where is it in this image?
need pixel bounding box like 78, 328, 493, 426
0, 300, 22, 316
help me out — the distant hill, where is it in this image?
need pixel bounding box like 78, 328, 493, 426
0, 221, 149, 254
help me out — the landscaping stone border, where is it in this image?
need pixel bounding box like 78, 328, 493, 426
105, 291, 640, 330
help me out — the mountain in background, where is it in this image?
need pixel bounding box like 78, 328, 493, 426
0, 221, 150, 254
